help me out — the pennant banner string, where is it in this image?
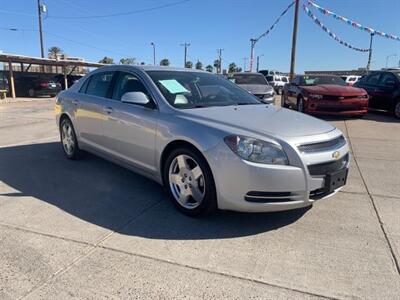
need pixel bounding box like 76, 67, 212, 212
308, 1, 400, 42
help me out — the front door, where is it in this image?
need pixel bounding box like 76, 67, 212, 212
102, 71, 158, 173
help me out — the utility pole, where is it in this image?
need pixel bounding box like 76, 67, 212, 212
37, 0, 45, 59
256, 54, 264, 72
289, 0, 300, 81
249, 39, 257, 72
217, 48, 224, 74
150, 42, 156, 66
242, 57, 247, 72
366, 33, 374, 72
385, 54, 397, 68
181, 42, 190, 67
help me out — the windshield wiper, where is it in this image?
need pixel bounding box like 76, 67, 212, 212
236, 102, 263, 106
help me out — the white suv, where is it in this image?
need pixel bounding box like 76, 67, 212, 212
265, 75, 289, 95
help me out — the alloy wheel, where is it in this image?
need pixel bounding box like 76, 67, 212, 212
61, 122, 75, 156
168, 154, 205, 209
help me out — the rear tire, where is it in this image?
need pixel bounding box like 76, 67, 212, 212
163, 147, 217, 217
281, 92, 289, 108
28, 88, 35, 97
60, 117, 85, 160
277, 87, 283, 95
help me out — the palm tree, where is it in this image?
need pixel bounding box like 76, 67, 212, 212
205, 65, 213, 72
195, 60, 203, 70
98, 57, 114, 64
213, 59, 221, 73
48, 46, 63, 73
119, 57, 136, 65
160, 58, 170, 66
185, 61, 193, 68
228, 63, 237, 74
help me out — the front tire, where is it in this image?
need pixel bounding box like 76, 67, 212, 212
163, 147, 217, 217
297, 96, 305, 113
394, 101, 400, 119
60, 118, 85, 160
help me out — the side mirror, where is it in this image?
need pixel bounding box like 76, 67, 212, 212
121, 91, 150, 105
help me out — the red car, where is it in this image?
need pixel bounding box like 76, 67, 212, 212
282, 75, 369, 116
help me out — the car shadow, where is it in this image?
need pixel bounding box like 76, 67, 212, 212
316, 111, 398, 123
0, 142, 309, 240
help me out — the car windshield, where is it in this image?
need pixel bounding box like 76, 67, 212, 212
147, 70, 261, 109
302, 75, 347, 86
232, 74, 267, 85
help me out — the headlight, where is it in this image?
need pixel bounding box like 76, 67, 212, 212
224, 135, 289, 165
308, 94, 323, 100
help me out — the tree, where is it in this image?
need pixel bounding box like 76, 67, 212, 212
160, 58, 170, 66
48, 46, 63, 73
185, 61, 193, 68
195, 60, 203, 70
205, 65, 213, 72
48, 46, 63, 59
236, 67, 243, 72
119, 57, 136, 65
213, 59, 221, 73
228, 62, 237, 74
140, 62, 146, 65
98, 56, 114, 64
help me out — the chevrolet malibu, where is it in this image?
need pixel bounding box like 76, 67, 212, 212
56, 66, 349, 217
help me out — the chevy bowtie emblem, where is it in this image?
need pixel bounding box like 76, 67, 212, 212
332, 151, 340, 159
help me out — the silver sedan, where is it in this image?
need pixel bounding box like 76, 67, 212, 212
55, 66, 349, 217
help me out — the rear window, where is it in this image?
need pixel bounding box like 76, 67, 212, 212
232, 74, 267, 85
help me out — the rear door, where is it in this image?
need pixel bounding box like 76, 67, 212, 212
75, 71, 115, 148
376, 72, 398, 110
287, 76, 301, 106
102, 71, 158, 173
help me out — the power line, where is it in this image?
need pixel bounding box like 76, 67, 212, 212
47, 0, 190, 19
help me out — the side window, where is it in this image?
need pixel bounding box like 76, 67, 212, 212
112, 72, 151, 101
378, 73, 397, 87
291, 76, 299, 85
85, 72, 114, 98
79, 77, 90, 93
366, 73, 381, 85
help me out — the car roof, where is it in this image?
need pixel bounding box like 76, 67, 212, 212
95, 65, 206, 73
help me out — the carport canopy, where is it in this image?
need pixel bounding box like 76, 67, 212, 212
0, 53, 106, 98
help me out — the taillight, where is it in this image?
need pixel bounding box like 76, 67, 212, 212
40, 82, 49, 88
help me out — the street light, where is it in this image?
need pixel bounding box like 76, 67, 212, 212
256, 54, 264, 72
385, 54, 397, 68
150, 42, 156, 66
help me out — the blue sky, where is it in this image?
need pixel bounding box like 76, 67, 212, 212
1, 0, 399, 72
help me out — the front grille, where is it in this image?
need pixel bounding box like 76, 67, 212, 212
254, 94, 264, 99
322, 95, 365, 101
298, 135, 346, 153
316, 105, 362, 112
308, 154, 349, 176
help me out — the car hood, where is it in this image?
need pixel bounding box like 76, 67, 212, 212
180, 105, 335, 138
237, 84, 274, 95
302, 84, 366, 96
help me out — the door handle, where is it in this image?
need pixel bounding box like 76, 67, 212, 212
104, 107, 113, 114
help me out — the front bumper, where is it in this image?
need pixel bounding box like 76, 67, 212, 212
205, 129, 349, 212
260, 95, 275, 104
305, 98, 368, 116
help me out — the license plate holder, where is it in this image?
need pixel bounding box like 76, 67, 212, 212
325, 168, 348, 193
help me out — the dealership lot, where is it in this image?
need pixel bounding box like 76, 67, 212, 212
0, 98, 399, 299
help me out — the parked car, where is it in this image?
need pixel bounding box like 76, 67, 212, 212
56, 66, 349, 216
14, 73, 61, 97
340, 75, 361, 86
354, 70, 400, 118
265, 74, 289, 94
230, 72, 275, 104
52, 74, 84, 90
282, 75, 368, 117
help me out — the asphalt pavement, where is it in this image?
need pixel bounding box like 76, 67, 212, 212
0, 97, 399, 299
